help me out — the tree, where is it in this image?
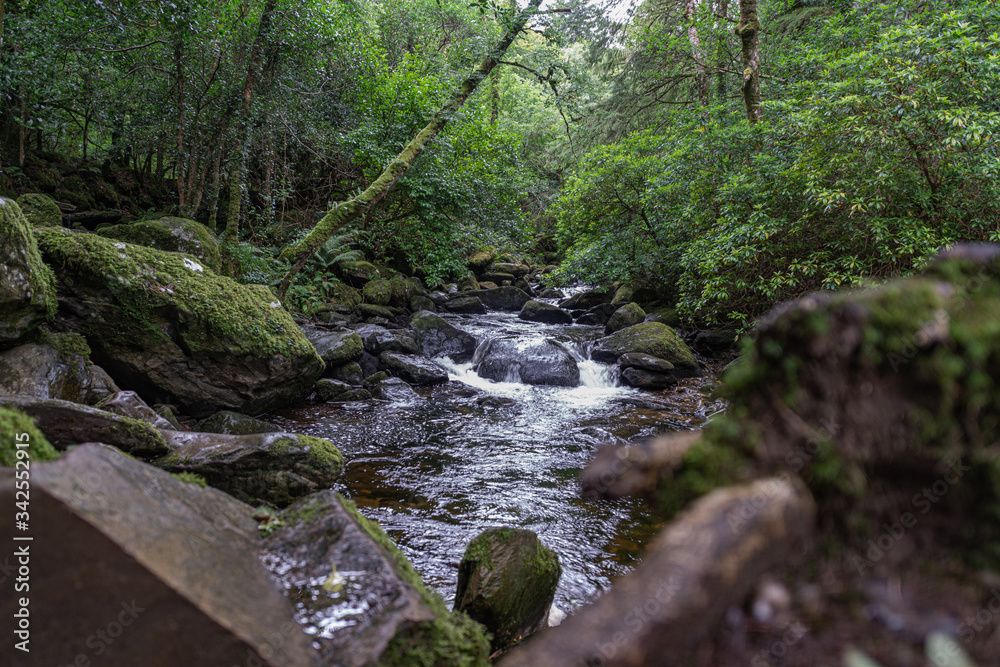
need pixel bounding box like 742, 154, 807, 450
735, 0, 760, 122
276, 0, 548, 297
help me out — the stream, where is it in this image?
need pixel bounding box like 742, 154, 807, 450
269, 299, 725, 613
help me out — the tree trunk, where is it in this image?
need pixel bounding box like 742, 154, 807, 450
715, 0, 729, 102
174, 39, 187, 209
736, 0, 761, 123
685, 0, 708, 106
19, 96, 26, 167
207, 147, 223, 232
225, 0, 278, 240
276, 0, 546, 298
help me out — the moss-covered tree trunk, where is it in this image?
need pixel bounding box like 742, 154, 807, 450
685, 0, 708, 106
735, 0, 761, 123
276, 0, 546, 299
715, 0, 729, 102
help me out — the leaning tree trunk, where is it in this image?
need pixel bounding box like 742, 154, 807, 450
735, 0, 761, 123
276, 0, 546, 298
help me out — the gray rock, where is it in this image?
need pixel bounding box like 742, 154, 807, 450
309, 330, 364, 366
372, 377, 422, 402
519, 300, 573, 325
378, 352, 449, 386
455, 527, 561, 651
480, 272, 516, 284
616, 352, 676, 374
538, 287, 565, 299
0, 444, 316, 667
591, 322, 700, 378
513, 278, 536, 297
475, 338, 580, 387
410, 310, 479, 362
488, 262, 530, 278
620, 367, 677, 390
327, 361, 364, 385
410, 295, 436, 312
155, 430, 343, 507
558, 286, 614, 311
443, 295, 488, 314
315, 378, 356, 402
575, 303, 619, 327
0, 340, 117, 404
0, 395, 168, 457
357, 326, 419, 355
98, 390, 174, 429
0, 198, 56, 344
473, 286, 532, 311
195, 410, 281, 435
260, 490, 489, 666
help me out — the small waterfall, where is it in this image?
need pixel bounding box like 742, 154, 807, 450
568, 341, 619, 389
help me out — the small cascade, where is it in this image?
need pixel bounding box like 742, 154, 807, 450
568, 340, 619, 389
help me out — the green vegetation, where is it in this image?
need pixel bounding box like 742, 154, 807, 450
0, 406, 59, 466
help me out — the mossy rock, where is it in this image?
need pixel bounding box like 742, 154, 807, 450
611, 284, 634, 305
96, 216, 221, 271
592, 322, 699, 376
326, 281, 362, 310
467, 249, 496, 273
0, 406, 59, 466
16, 193, 63, 227
455, 527, 561, 651
195, 410, 281, 435
605, 302, 646, 334
0, 198, 57, 344
364, 278, 393, 306
34, 228, 323, 417
340, 260, 383, 287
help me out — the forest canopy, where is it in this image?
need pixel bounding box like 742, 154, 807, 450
1, 0, 997, 324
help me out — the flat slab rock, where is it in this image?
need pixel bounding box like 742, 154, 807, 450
258, 490, 438, 666
0, 444, 315, 667
155, 430, 343, 507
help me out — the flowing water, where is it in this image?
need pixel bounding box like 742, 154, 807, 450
269, 304, 725, 613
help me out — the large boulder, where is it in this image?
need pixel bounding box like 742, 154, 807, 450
488, 262, 530, 278
474, 286, 532, 311
519, 300, 573, 325
605, 302, 646, 334
0, 444, 316, 666
573, 303, 619, 327
195, 410, 281, 435
0, 198, 56, 345
16, 192, 62, 227
475, 338, 580, 387
378, 352, 449, 386
34, 229, 323, 416
155, 430, 343, 507
443, 295, 488, 314
455, 527, 561, 651
558, 286, 614, 311
96, 216, 221, 271
591, 322, 700, 377
0, 395, 168, 457
0, 335, 119, 405
339, 260, 384, 287
410, 310, 479, 362
355, 324, 419, 355
260, 491, 490, 666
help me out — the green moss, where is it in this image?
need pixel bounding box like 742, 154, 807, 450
16, 193, 62, 227
364, 278, 393, 306
340, 496, 490, 667
95, 414, 168, 453
0, 407, 59, 466
595, 321, 697, 368
271, 435, 344, 475
171, 471, 207, 487
96, 217, 221, 271
36, 330, 91, 360
34, 228, 318, 362
326, 281, 362, 309
0, 198, 57, 342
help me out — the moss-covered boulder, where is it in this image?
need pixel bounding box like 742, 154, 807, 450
364, 278, 393, 306
591, 322, 699, 378
155, 430, 343, 507
0, 336, 118, 405
339, 260, 383, 287
260, 491, 490, 666
467, 249, 496, 273
410, 310, 479, 362
96, 216, 221, 271
16, 193, 63, 227
0, 198, 57, 345
0, 405, 59, 466
488, 262, 529, 278
455, 527, 561, 651
605, 302, 646, 334
34, 228, 323, 416
610, 284, 633, 305
306, 330, 364, 367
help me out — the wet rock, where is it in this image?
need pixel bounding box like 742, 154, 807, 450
339, 260, 384, 287
327, 360, 364, 385
96, 217, 221, 271
605, 302, 646, 334
153, 404, 184, 430
98, 390, 174, 429
0, 444, 315, 667
616, 352, 675, 374
378, 352, 449, 386
478, 281, 499, 290
500, 478, 816, 667
644, 307, 680, 327
558, 286, 614, 311
16, 192, 62, 227
692, 328, 740, 359
519, 300, 573, 325
35, 229, 323, 416
476, 395, 516, 408
316, 378, 355, 402
308, 330, 364, 367
410, 295, 436, 312
195, 410, 281, 435
443, 295, 488, 315
455, 527, 561, 651
363, 278, 392, 306
474, 286, 532, 311
357, 351, 379, 378
458, 275, 480, 292
575, 302, 619, 327
371, 377, 422, 402
513, 278, 536, 296
410, 310, 478, 362
359, 303, 395, 320
538, 287, 564, 299
0, 395, 168, 457
591, 322, 700, 378
357, 326, 419, 355
260, 490, 490, 666
155, 430, 343, 507
475, 338, 580, 387
0, 338, 115, 404
0, 198, 56, 344
611, 284, 633, 305
620, 367, 677, 390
